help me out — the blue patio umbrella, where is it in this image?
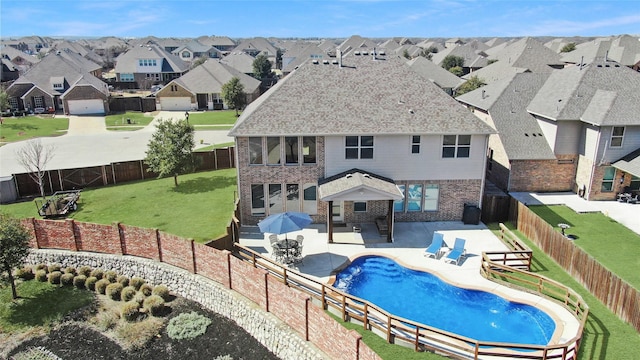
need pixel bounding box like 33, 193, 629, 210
258, 211, 312, 246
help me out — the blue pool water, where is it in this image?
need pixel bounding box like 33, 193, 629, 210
333, 256, 556, 346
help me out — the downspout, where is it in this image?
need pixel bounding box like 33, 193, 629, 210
479, 134, 489, 209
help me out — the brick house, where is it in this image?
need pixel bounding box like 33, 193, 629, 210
114, 43, 189, 89
457, 58, 640, 200
5, 50, 109, 115
228, 53, 495, 241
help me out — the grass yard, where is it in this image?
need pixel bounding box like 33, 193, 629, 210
488, 223, 640, 360
0, 116, 69, 143
528, 205, 640, 290
105, 111, 157, 130
186, 110, 238, 126
0, 280, 94, 334
1, 169, 237, 242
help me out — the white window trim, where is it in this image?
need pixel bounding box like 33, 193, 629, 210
610, 126, 624, 148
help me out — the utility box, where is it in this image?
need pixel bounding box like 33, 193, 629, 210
462, 203, 481, 225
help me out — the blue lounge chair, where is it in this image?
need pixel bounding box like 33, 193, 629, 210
424, 232, 445, 258
445, 238, 467, 265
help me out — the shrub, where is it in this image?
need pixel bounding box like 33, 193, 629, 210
35, 270, 48, 282
60, 273, 75, 286
117, 275, 130, 287
106, 283, 124, 301
64, 266, 77, 275
90, 308, 120, 331
95, 279, 110, 295
121, 300, 140, 322
15, 266, 34, 280
78, 265, 92, 277
214, 356, 234, 360
152, 284, 170, 301
47, 264, 62, 273
133, 292, 146, 306
167, 312, 212, 340
129, 276, 145, 290
104, 270, 118, 282
139, 284, 153, 296
121, 286, 137, 302
74, 275, 87, 289
90, 268, 104, 280
48, 271, 62, 285
114, 317, 164, 350
85, 276, 98, 291
35, 263, 48, 272
143, 295, 165, 316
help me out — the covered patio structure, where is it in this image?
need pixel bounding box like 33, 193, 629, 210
318, 169, 404, 243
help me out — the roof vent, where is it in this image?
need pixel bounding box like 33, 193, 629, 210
346, 174, 353, 178
312, 59, 319, 64
354, 51, 361, 55
362, 51, 369, 55
408, 109, 414, 114
322, 59, 329, 64
332, 59, 338, 64
525, 133, 529, 137
379, 50, 386, 55
362, 174, 371, 178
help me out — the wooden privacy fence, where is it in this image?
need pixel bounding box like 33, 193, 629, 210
13, 147, 235, 198
509, 197, 640, 333
236, 242, 587, 360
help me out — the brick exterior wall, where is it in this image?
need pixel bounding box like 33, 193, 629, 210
589, 164, 623, 201
119, 224, 161, 260
22, 218, 381, 360
63, 85, 110, 114
509, 155, 578, 192
24, 87, 55, 111
73, 221, 121, 254
235, 136, 327, 225
155, 83, 195, 103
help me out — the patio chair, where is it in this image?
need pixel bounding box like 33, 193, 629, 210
269, 234, 279, 246
444, 238, 467, 265
296, 234, 304, 247
424, 232, 445, 258
272, 244, 286, 262
291, 245, 304, 264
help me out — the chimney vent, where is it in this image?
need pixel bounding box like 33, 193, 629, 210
481, 89, 486, 99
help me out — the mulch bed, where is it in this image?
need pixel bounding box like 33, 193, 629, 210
8, 295, 281, 360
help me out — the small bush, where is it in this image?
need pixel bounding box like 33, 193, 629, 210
115, 317, 164, 350
11, 346, 62, 360
47, 264, 62, 273
15, 266, 34, 280
139, 284, 153, 296
152, 284, 170, 301
74, 275, 87, 289
60, 273, 75, 286
214, 356, 234, 360
167, 312, 212, 340
129, 276, 145, 290
117, 275, 130, 287
143, 295, 165, 316
85, 276, 98, 291
133, 292, 146, 306
121, 300, 140, 322
78, 265, 92, 277
104, 270, 118, 282
121, 286, 137, 302
90, 268, 104, 280
90, 309, 120, 331
35, 264, 48, 272
48, 271, 62, 285
95, 279, 111, 295
35, 270, 48, 282
106, 283, 124, 301
64, 266, 77, 275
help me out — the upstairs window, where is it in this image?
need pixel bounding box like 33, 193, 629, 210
442, 135, 471, 158
345, 136, 374, 159
411, 135, 421, 154
248, 137, 263, 165
611, 127, 624, 147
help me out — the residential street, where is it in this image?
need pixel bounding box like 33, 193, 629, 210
0, 112, 234, 177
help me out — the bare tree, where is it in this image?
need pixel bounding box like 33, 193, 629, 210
15, 139, 55, 198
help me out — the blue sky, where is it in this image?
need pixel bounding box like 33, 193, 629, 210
1, 0, 639, 39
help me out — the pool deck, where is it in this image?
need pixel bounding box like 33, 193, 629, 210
237, 221, 583, 348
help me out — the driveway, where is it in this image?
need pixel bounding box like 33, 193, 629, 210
0, 112, 233, 177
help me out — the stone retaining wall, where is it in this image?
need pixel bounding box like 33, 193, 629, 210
26, 249, 327, 360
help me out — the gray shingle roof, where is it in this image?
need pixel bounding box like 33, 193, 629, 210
318, 168, 403, 201
527, 59, 640, 126
613, 148, 640, 178
406, 56, 464, 89
114, 44, 189, 74
220, 52, 255, 74
172, 60, 260, 94
229, 54, 495, 137
561, 35, 640, 67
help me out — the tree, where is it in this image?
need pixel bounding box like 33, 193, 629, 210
449, 66, 464, 77
221, 77, 246, 116
144, 119, 196, 187
560, 42, 577, 53
252, 54, 273, 80
0, 214, 31, 300
441, 55, 465, 70
455, 75, 486, 96
0, 89, 9, 112
15, 139, 55, 198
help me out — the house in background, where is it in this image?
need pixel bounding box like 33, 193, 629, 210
5, 51, 109, 115
114, 43, 189, 89
458, 58, 640, 200
560, 34, 640, 70
173, 41, 223, 62
228, 53, 495, 241
406, 56, 464, 96
155, 60, 260, 111
220, 52, 257, 76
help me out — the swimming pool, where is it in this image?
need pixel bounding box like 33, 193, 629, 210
332, 255, 556, 346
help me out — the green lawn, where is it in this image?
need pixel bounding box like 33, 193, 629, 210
0, 280, 94, 333
194, 142, 235, 152
187, 110, 239, 125
0, 116, 69, 143
105, 111, 157, 130
528, 205, 640, 290
1, 169, 237, 242
488, 223, 640, 360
